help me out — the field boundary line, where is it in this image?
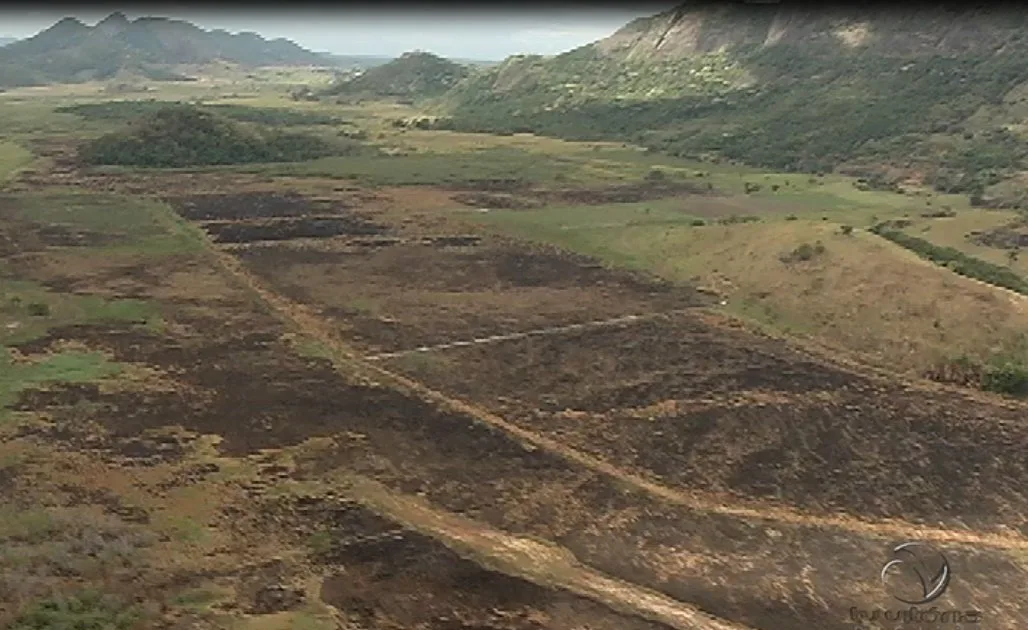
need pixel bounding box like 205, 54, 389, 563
365, 309, 698, 360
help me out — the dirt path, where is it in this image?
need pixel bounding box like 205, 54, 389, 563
343, 475, 754, 630
365, 309, 699, 360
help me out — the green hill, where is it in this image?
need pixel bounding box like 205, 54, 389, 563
322, 51, 471, 102
0, 12, 330, 87
78, 105, 358, 168
435, 3, 1028, 207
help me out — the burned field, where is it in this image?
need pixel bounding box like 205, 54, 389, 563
4, 181, 1028, 630
382, 311, 1028, 533
0, 192, 712, 628
150, 186, 1028, 626
168, 189, 708, 354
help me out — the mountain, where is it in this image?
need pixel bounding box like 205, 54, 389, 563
0, 12, 329, 87
0, 37, 15, 47
320, 54, 394, 70
322, 51, 471, 102
437, 2, 1028, 207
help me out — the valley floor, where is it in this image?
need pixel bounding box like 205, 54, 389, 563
2, 84, 1028, 630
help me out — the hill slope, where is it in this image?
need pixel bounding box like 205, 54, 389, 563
323, 51, 471, 102
78, 105, 356, 167
0, 12, 329, 87
0, 37, 15, 47
438, 2, 1028, 206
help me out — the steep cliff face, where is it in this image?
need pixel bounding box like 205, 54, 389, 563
593, 2, 1028, 60
594, 3, 779, 59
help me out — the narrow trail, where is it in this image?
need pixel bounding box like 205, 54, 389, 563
198, 236, 1028, 555
365, 309, 698, 361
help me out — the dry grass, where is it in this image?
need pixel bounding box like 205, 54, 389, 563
476, 214, 1028, 374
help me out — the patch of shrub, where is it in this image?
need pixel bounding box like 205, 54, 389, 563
718, 215, 761, 225
780, 241, 826, 263
78, 105, 361, 168
785, 214, 798, 221
10, 591, 142, 630
928, 353, 1028, 396
840, 224, 854, 236
982, 360, 1028, 395
690, 219, 706, 227
870, 223, 1028, 294
645, 168, 667, 182
26, 302, 50, 317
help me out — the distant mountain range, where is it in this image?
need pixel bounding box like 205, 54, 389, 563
0, 37, 16, 47
0, 12, 331, 86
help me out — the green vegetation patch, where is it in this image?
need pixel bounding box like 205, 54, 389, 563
57, 100, 343, 126
78, 105, 362, 168
322, 51, 470, 101
3, 192, 205, 257
10, 590, 143, 630
1, 278, 160, 344
871, 222, 1028, 294
0, 142, 33, 183
235, 146, 585, 186
0, 349, 123, 413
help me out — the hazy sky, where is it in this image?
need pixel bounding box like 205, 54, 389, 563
0, 7, 675, 60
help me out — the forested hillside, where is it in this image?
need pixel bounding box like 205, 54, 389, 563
78, 105, 360, 167
322, 51, 470, 102
432, 3, 1028, 207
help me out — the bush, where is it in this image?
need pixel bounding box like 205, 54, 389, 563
11, 591, 141, 630
645, 168, 667, 182
870, 223, 1028, 294
26, 302, 50, 317
785, 214, 798, 221
780, 241, 826, 263
982, 361, 1028, 395
718, 215, 761, 225
840, 224, 854, 236
690, 219, 706, 227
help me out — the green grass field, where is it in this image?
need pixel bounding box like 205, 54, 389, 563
0, 143, 33, 183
